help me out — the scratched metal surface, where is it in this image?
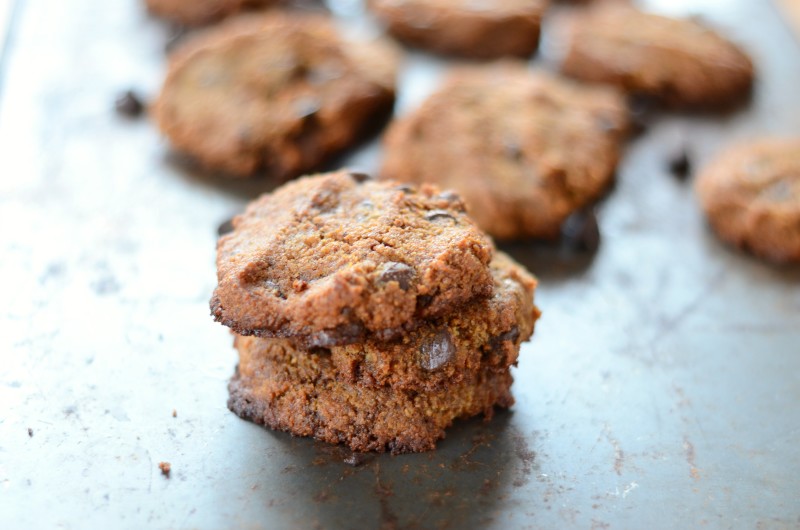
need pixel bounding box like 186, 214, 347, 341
1, 0, 799, 528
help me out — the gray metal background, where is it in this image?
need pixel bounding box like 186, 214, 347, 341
0, 0, 799, 528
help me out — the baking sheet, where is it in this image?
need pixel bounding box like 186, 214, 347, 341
1, 0, 799, 528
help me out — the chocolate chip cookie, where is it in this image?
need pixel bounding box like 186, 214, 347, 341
559, 5, 754, 108
302, 252, 537, 392
380, 63, 629, 240
211, 170, 495, 344
228, 334, 515, 453
145, 0, 277, 26
153, 13, 398, 178
367, 0, 549, 59
696, 138, 800, 263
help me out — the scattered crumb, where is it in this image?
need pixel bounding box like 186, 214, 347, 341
172, 409, 177, 418
159, 462, 171, 478
27, 428, 33, 437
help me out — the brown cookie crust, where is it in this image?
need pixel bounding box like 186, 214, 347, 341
313, 251, 537, 391
144, 0, 277, 26
695, 139, 800, 263
212, 170, 495, 343
153, 13, 398, 178
368, 0, 549, 59
380, 64, 629, 240
229, 334, 515, 453
559, 5, 754, 108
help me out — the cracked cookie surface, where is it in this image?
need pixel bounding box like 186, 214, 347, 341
696, 138, 800, 263
212, 170, 495, 343
153, 13, 398, 178
380, 63, 629, 240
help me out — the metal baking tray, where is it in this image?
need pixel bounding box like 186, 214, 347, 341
1, 0, 798, 528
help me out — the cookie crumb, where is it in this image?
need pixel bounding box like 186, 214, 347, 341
114, 90, 145, 118
172, 409, 177, 418
668, 148, 691, 180
158, 462, 171, 477
27, 428, 33, 437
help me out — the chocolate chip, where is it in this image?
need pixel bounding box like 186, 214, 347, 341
417, 294, 433, 309
394, 184, 415, 193
503, 139, 524, 161
425, 210, 457, 224
668, 148, 691, 181
349, 171, 372, 183
420, 330, 456, 371
217, 217, 235, 236
294, 97, 321, 120
561, 209, 600, 252
379, 262, 414, 290
27, 428, 33, 437
343, 453, 366, 466
308, 323, 366, 348
437, 190, 461, 202
494, 326, 520, 345
114, 90, 144, 118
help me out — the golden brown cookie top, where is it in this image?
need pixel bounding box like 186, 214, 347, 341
696, 138, 800, 263
560, 5, 754, 108
381, 63, 629, 240
153, 13, 399, 177
212, 170, 496, 343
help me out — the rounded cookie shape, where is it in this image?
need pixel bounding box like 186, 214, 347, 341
559, 5, 754, 108
228, 334, 515, 453
144, 0, 277, 26
380, 64, 629, 240
367, 0, 549, 59
212, 170, 495, 343
695, 138, 800, 263
153, 13, 398, 178
316, 252, 537, 391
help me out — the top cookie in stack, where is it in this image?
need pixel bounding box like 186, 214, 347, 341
212, 170, 541, 453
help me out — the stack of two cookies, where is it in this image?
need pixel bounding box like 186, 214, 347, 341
210, 171, 540, 453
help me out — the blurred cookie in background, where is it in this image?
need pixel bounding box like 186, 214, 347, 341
367, 0, 549, 59
153, 13, 399, 179
380, 63, 629, 240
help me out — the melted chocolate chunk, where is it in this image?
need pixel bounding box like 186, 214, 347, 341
425, 210, 457, 224
217, 217, 235, 236
308, 323, 366, 348
420, 330, 456, 371
349, 171, 372, 183
379, 262, 414, 290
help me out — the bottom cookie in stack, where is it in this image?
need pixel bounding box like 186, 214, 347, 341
227, 252, 540, 453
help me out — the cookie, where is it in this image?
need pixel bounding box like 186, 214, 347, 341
367, 0, 549, 59
315, 251, 537, 392
228, 334, 515, 453
153, 13, 398, 178
695, 139, 800, 263
380, 64, 629, 240
211, 170, 495, 344
559, 5, 754, 108
145, 0, 277, 26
